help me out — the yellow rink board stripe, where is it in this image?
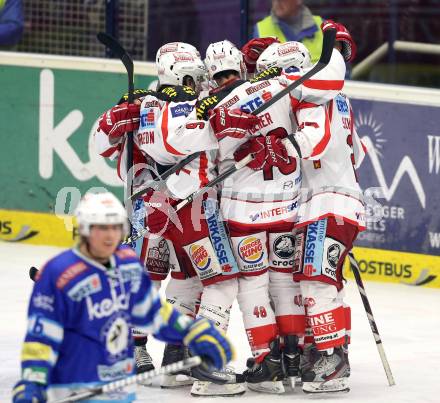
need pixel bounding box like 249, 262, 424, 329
0, 209, 77, 247
1, 209, 439, 288
344, 246, 440, 288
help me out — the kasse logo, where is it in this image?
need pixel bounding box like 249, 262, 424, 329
238, 236, 264, 264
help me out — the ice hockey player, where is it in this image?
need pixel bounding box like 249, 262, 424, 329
94, 42, 206, 388
12, 191, 234, 403
167, 32, 347, 394
239, 21, 365, 394
133, 43, 251, 396
94, 42, 242, 394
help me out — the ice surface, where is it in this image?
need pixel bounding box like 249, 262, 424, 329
1, 242, 439, 402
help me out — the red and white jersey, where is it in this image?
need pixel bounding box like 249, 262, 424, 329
94, 125, 152, 188
184, 53, 346, 226
136, 89, 218, 199
294, 92, 366, 229
94, 86, 219, 199
282, 49, 346, 105
211, 78, 301, 227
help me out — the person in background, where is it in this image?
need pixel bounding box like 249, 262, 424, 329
0, 0, 23, 48
253, 0, 322, 63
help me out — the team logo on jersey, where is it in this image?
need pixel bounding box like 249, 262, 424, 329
189, 244, 211, 271
140, 108, 155, 128
246, 80, 270, 95
147, 239, 171, 275
204, 199, 239, 276
87, 292, 130, 320
274, 235, 295, 259
98, 358, 133, 381
32, 293, 55, 312
303, 219, 327, 277
335, 94, 349, 115
170, 102, 194, 118
67, 273, 102, 301
261, 90, 272, 102
56, 262, 88, 289
102, 316, 130, 360
327, 244, 341, 268
238, 236, 264, 264
249, 201, 298, 222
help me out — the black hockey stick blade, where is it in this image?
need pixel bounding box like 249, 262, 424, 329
29, 266, 38, 281
97, 32, 134, 102
252, 27, 336, 116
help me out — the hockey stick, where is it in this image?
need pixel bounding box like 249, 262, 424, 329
129, 28, 337, 202
347, 252, 396, 386
49, 356, 201, 403
123, 153, 254, 244
97, 32, 135, 219
29, 266, 38, 281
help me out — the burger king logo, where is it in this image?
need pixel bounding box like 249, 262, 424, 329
189, 244, 211, 271
238, 236, 264, 264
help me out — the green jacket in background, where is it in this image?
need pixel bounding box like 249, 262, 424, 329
254, 15, 323, 64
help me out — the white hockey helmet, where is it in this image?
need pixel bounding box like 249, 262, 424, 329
256, 41, 312, 73
156, 42, 207, 91
204, 40, 246, 81
75, 191, 128, 237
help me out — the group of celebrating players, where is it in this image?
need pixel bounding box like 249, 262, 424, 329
13, 19, 367, 403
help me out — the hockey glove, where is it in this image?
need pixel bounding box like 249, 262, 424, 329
321, 20, 357, 62
209, 106, 260, 140
234, 134, 292, 171
12, 381, 46, 403
241, 37, 280, 74
98, 102, 141, 140
144, 190, 181, 236
234, 136, 268, 170
183, 318, 234, 370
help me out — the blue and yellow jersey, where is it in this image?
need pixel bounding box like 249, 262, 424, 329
20, 245, 192, 402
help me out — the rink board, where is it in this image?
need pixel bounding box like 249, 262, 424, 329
0, 53, 439, 288
0, 209, 77, 247
1, 208, 439, 289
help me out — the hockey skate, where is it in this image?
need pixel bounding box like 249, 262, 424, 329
243, 338, 285, 394
134, 343, 154, 386
161, 344, 195, 388
300, 343, 319, 375
191, 365, 246, 396
283, 335, 301, 390
301, 346, 350, 394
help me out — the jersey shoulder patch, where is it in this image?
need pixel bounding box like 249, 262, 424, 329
118, 88, 154, 105
195, 80, 244, 120
250, 67, 282, 83
157, 85, 197, 102
115, 246, 138, 260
